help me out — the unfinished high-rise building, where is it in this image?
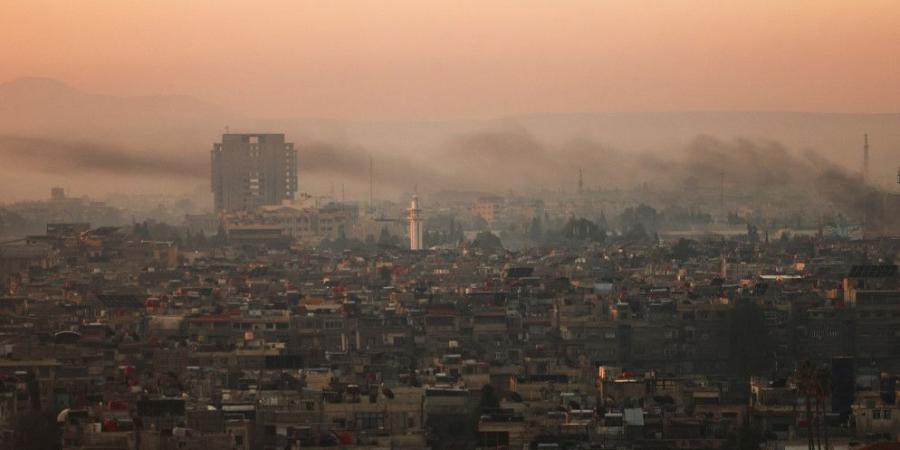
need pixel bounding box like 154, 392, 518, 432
211, 133, 297, 211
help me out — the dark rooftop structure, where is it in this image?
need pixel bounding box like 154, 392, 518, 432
848, 264, 898, 278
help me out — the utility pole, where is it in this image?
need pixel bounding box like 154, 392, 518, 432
720, 171, 725, 222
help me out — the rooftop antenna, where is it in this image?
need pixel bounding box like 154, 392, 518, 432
863, 133, 870, 183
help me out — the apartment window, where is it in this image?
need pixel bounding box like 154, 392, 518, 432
356, 412, 384, 430
873, 410, 881, 420
883, 409, 891, 420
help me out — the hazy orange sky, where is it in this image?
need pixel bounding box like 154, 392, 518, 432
2, 0, 900, 119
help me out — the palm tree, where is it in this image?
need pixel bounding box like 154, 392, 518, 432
794, 361, 817, 450
815, 366, 832, 450
814, 393, 822, 450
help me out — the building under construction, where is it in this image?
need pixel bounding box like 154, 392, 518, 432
211, 133, 298, 212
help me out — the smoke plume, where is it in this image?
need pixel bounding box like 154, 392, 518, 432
0, 129, 882, 222
0, 135, 206, 179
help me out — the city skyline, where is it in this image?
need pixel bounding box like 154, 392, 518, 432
1, 3, 899, 449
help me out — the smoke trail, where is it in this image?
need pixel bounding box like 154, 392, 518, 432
0, 131, 882, 222
296, 140, 456, 191
0, 135, 206, 179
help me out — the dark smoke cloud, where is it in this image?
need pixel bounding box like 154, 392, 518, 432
441, 127, 647, 190
674, 135, 878, 215
0, 135, 456, 194
436, 128, 879, 217
0, 130, 881, 221
0, 135, 207, 179
295, 140, 456, 191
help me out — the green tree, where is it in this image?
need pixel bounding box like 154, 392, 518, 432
622, 223, 649, 242
671, 238, 699, 260
471, 231, 503, 252
529, 215, 543, 241
378, 227, 399, 249
722, 426, 766, 450
562, 217, 605, 243
597, 210, 608, 230
479, 384, 500, 411
747, 224, 759, 245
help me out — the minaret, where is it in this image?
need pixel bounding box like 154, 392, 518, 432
719, 239, 727, 279
369, 156, 375, 214
719, 251, 728, 279
863, 133, 869, 183
577, 169, 584, 195
408, 194, 423, 250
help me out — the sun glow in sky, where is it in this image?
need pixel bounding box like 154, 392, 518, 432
2, 0, 900, 119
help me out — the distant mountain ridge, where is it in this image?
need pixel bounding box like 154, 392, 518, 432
0, 76, 226, 112
0, 77, 236, 149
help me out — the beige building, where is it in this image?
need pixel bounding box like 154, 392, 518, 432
211, 133, 297, 212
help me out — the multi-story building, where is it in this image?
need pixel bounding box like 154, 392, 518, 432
211, 133, 297, 212
473, 196, 504, 226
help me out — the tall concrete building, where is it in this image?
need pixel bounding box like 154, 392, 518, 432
211, 134, 297, 212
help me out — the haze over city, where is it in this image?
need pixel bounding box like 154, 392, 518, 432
2, 0, 900, 202
1, 3, 900, 450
